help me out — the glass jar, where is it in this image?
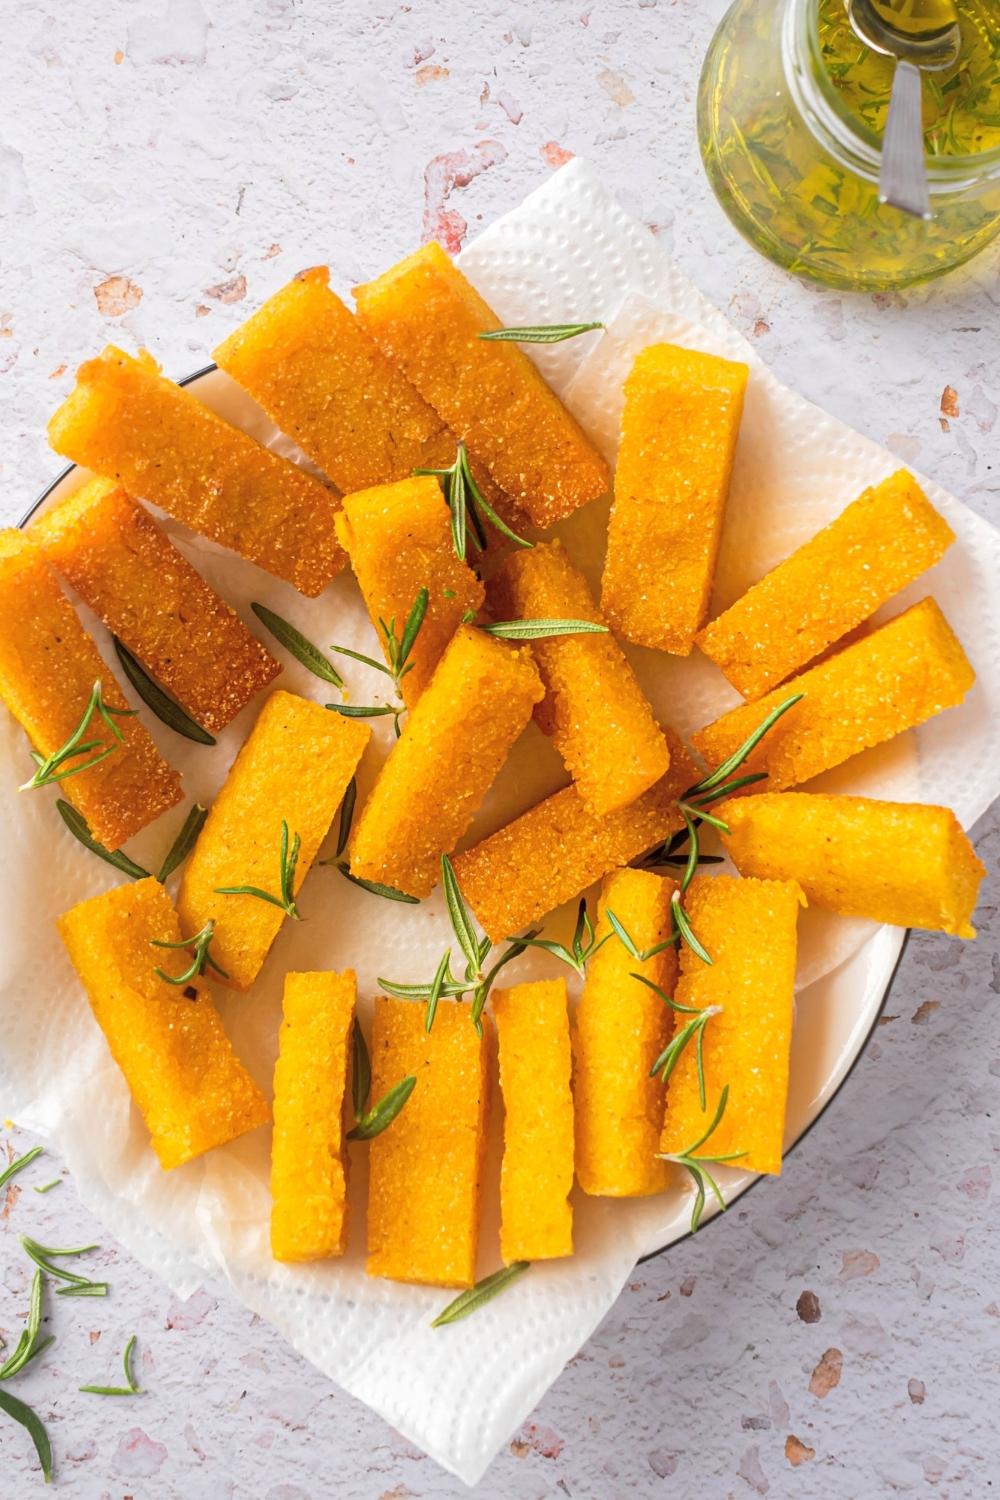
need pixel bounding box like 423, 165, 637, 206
698, 0, 1000, 291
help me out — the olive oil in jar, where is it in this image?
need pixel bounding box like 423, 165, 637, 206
698, 0, 1000, 290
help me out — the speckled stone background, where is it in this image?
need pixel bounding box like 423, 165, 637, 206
1, 1, 998, 1495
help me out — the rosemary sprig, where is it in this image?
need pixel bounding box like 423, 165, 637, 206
333, 864, 419, 903
512, 897, 610, 977
20, 1237, 100, 1290
79, 1334, 141, 1397
113, 639, 215, 745
56, 800, 151, 880
0, 1271, 51, 1381
431, 1261, 530, 1326
479, 618, 608, 641
477, 323, 603, 343
150, 919, 227, 986
0, 1147, 45, 1195
215, 820, 302, 919
414, 441, 533, 562
250, 602, 344, 689
631, 975, 721, 1109
351, 1018, 371, 1117
20, 680, 135, 791
0, 1388, 53, 1484
347, 1076, 417, 1141
657, 1085, 747, 1233
328, 587, 429, 736
603, 909, 678, 964
156, 803, 208, 883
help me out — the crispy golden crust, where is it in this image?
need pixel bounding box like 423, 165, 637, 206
349, 624, 544, 899
574, 868, 678, 1197
493, 979, 574, 1262
33, 479, 281, 732
366, 997, 489, 1287
720, 791, 985, 938
178, 691, 370, 991
602, 342, 748, 654
451, 728, 699, 942
696, 471, 955, 699
58, 878, 269, 1170
0, 529, 182, 847
489, 540, 669, 813
659, 875, 804, 1177
692, 598, 975, 791
335, 476, 485, 706
271, 970, 355, 1262
354, 242, 610, 527
47, 346, 344, 596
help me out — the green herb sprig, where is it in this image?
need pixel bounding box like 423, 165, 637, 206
21, 680, 135, 792
113, 639, 215, 745
477, 323, 603, 344
657, 1085, 747, 1233
156, 804, 208, 883
56, 800, 151, 880
513, 897, 610, 977
324, 781, 418, 902
414, 442, 533, 562
327, 588, 429, 738
150, 919, 227, 986
215, 820, 302, 919
79, 1334, 141, 1397
0, 1271, 52, 1381
479, 618, 609, 641
250, 602, 344, 688
0, 1388, 53, 1484
0, 1147, 45, 1195
431, 1261, 530, 1326
346, 1020, 415, 1141
19, 1238, 107, 1298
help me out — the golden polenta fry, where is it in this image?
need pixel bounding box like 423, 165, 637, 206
602, 342, 749, 654
47, 346, 344, 596
720, 791, 985, 938
354, 242, 610, 527
659, 875, 804, 1178
271, 970, 355, 1262
0, 530, 182, 847
493, 979, 574, 1263
574, 868, 678, 1198
367, 997, 489, 1288
489, 540, 669, 814
451, 729, 699, 942
692, 598, 975, 792
335, 476, 485, 706
349, 624, 543, 899
696, 470, 955, 699
33, 479, 281, 734
58, 878, 269, 1171
179, 691, 369, 990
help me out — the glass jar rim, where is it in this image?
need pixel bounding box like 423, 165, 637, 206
783, 0, 1000, 191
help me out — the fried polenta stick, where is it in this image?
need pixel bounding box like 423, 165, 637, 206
48, 346, 344, 596
366, 997, 489, 1287
696, 471, 955, 699
0, 530, 182, 847
602, 343, 748, 654
271, 970, 355, 1262
720, 792, 985, 937
179, 691, 369, 990
33, 479, 280, 733
59, 878, 269, 1170
354, 242, 610, 527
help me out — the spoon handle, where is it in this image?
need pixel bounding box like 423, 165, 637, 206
879, 59, 932, 220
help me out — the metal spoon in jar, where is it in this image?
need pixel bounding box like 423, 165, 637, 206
846, 0, 962, 220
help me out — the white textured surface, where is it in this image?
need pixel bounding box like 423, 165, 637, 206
1, 2, 998, 1496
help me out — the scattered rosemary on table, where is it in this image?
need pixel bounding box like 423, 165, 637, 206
20, 1237, 108, 1298
414, 441, 533, 562
327, 587, 429, 737
113, 639, 215, 746
20, 679, 135, 792
150, 919, 227, 987
0, 1147, 45, 1195
431, 1261, 530, 1327
215, 819, 302, 919
250, 601, 345, 688
479, 618, 608, 641
0, 1389, 52, 1485
33, 1180, 61, 1196
657, 1085, 747, 1233
79, 1334, 142, 1397
477, 323, 603, 344
0, 1270, 50, 1381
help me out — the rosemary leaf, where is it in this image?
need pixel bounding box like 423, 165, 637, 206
20, 680, 132, 791
416, 443, 533, 560
395, 588, 429, 674
431, 1261, 530, 1327
441, 856, 482, 979
79, 1334, 141, 1396
477, 323, 603, 343
688, 693, 803, 794
423, 949, 453, 1033
0, 1270, 45, 1381
20, 1237, 98, 1287
156, 803, 208, 883
672, 892, 712, 966
55, 1283, 109, 1298
333, 862, 419, 903
479, 618, 608, 641
251, 603, 344, 688
33, 1181, 61, 1196
150, 919, 228, 985
347, 1075, 417, 1141
351, 1018, 371, 1117
470, 930, 540, 1027
215, 820, 302, 919
56, 800, 150, 881
327, 703, 398, 720
0, 1388, 53, 1484
0, 1147, 44, 1194
336, 777, 357, 859
113, 639, 215, 745
327, 643, 393, 676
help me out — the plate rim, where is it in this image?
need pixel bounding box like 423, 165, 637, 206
22, 361, 913, 1268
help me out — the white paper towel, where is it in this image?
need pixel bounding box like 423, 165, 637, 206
1, 160, 998, 1486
